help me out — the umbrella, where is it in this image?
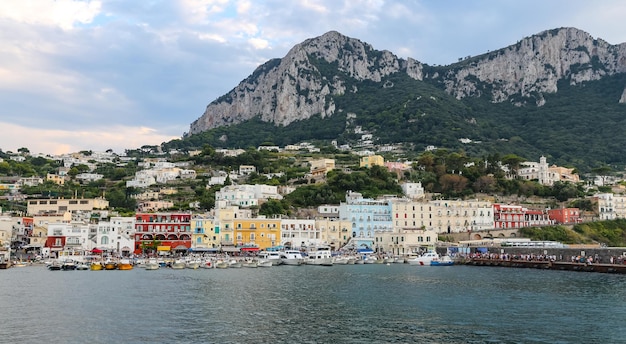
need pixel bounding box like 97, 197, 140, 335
91, 248, 103, 254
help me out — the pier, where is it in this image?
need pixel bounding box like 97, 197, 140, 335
465, 258, 626, 274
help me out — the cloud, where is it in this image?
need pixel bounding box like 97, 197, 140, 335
0, 0, 102, 30
0, 122, 179, 155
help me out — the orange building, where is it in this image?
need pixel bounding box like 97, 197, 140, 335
547, 208, 581, 224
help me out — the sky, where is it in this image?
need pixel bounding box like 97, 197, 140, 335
1, 0, 626, 156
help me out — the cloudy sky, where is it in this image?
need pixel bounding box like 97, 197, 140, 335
1, 0, 625, 156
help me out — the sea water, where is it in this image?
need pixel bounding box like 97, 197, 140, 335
1, 264, 625, 343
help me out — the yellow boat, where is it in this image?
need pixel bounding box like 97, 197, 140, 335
90, 262, 103, 271
104, 261, 117, 270
117, 259, 133, 270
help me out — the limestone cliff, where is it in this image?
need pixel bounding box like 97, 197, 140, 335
438, 27, 626, 105
188, 27, 626, 135
188, 31, 423, 135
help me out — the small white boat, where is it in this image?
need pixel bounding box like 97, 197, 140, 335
242, 259, 258, 268
228, 260, 242, 268
215, 260, 230, 269
257, 260, 273, 268
333, 256, 350, 265
185, 259, 201, 269
76, 263, 89, 270
144, 258, 160, 270
258, 251, 283, 266
170, 260, 186, 269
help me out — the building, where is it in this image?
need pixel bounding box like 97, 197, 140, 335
401, 182, 425, 199
338, 191, 393, 250
215, 184, 282, 209
190, 216, 218, 252
359, 155, 384, 168
493, 204, 529, 229
95, 217, 135, 256
280, 218, 318, 249
133, 213, 192, 255
374, 227, 438, 255
45, 221, 93, 257
27, 198, 109, 216
547, 208, 581, 224
315, 218, 352, 251
518, 156, 579, 186
233, 217, 281, 250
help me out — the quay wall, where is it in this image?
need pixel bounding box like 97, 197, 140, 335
441, 246, 626, 263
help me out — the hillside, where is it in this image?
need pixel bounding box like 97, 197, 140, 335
171, 28, 626, 171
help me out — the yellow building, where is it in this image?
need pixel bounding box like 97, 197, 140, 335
360, 155, 384, 168
46, 173, 65, 185
315, 218, 352, 250
190, 217, 217, 251
234, 217, 281, 250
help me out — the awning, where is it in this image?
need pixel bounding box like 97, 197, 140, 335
157, 246, 171, 251
221, 246, 240, 252
241, 247, 259, 252
121, 246, 131, 251
91, 248, 103, 254
174, 245, 188, 251
189, 248, 218, 252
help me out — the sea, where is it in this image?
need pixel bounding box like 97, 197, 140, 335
1, 264, 625, 344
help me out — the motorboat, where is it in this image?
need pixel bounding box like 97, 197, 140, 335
228, 259, 242, 268
48, 260, 62, 271
170, 260, 186, 269
185, 259, 201, 269
144, 258, 160, 270
61, 259, 77, 271
242, 259, 258, 268
258, 251, 283, 266
407, 252, 440, 266
305, 246, 333, 266
257, 260, 272, 268
215, 260, 230, 269
104, 261, 117, 270
76, 262, 90, 270
280, 250, 304, 266
118, 259, 133, 270
90, 261, 103, 271
333, 256, 350, 265
430, 255, 454, 266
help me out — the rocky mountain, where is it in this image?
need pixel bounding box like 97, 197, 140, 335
189, 27, 626, 135
177, 28, 626, 170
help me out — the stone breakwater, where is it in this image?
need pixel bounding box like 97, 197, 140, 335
457, 247, 626, 274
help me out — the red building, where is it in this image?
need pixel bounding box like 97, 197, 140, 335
134, 213, 192, 255
547, 208, 581, 224
493, 204, 529, 229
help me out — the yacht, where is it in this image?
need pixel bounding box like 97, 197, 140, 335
279, 250, 304, 266
305, 246, 333, 266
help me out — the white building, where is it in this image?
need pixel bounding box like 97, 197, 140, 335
95, 217, 135, 255
215, 184, 283, 209
280, 218, 320, 249
401, 182, 425, 199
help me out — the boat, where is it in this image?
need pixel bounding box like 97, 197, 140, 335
430, 255, 454, 266
228, 259, 242, 268
170, 260, 186, 269
407, 252, 440, 266
280, 250, 304, 266
90, 262, 104, 271
215, 260, 230, 269
242, 259, 258, 268
258, 251, 283, 266
185, 259, 201, 269
104, 261, 117, 270
333, 256, 350, 265
305, 246, 333, 266
117, 259, 133, 270
47, 260, 62, 271
257, 260, 273, 267
61, 259, 77, 270
144, 258, 160, 270
201, 259, 214, 269
76, 263, 90, 270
